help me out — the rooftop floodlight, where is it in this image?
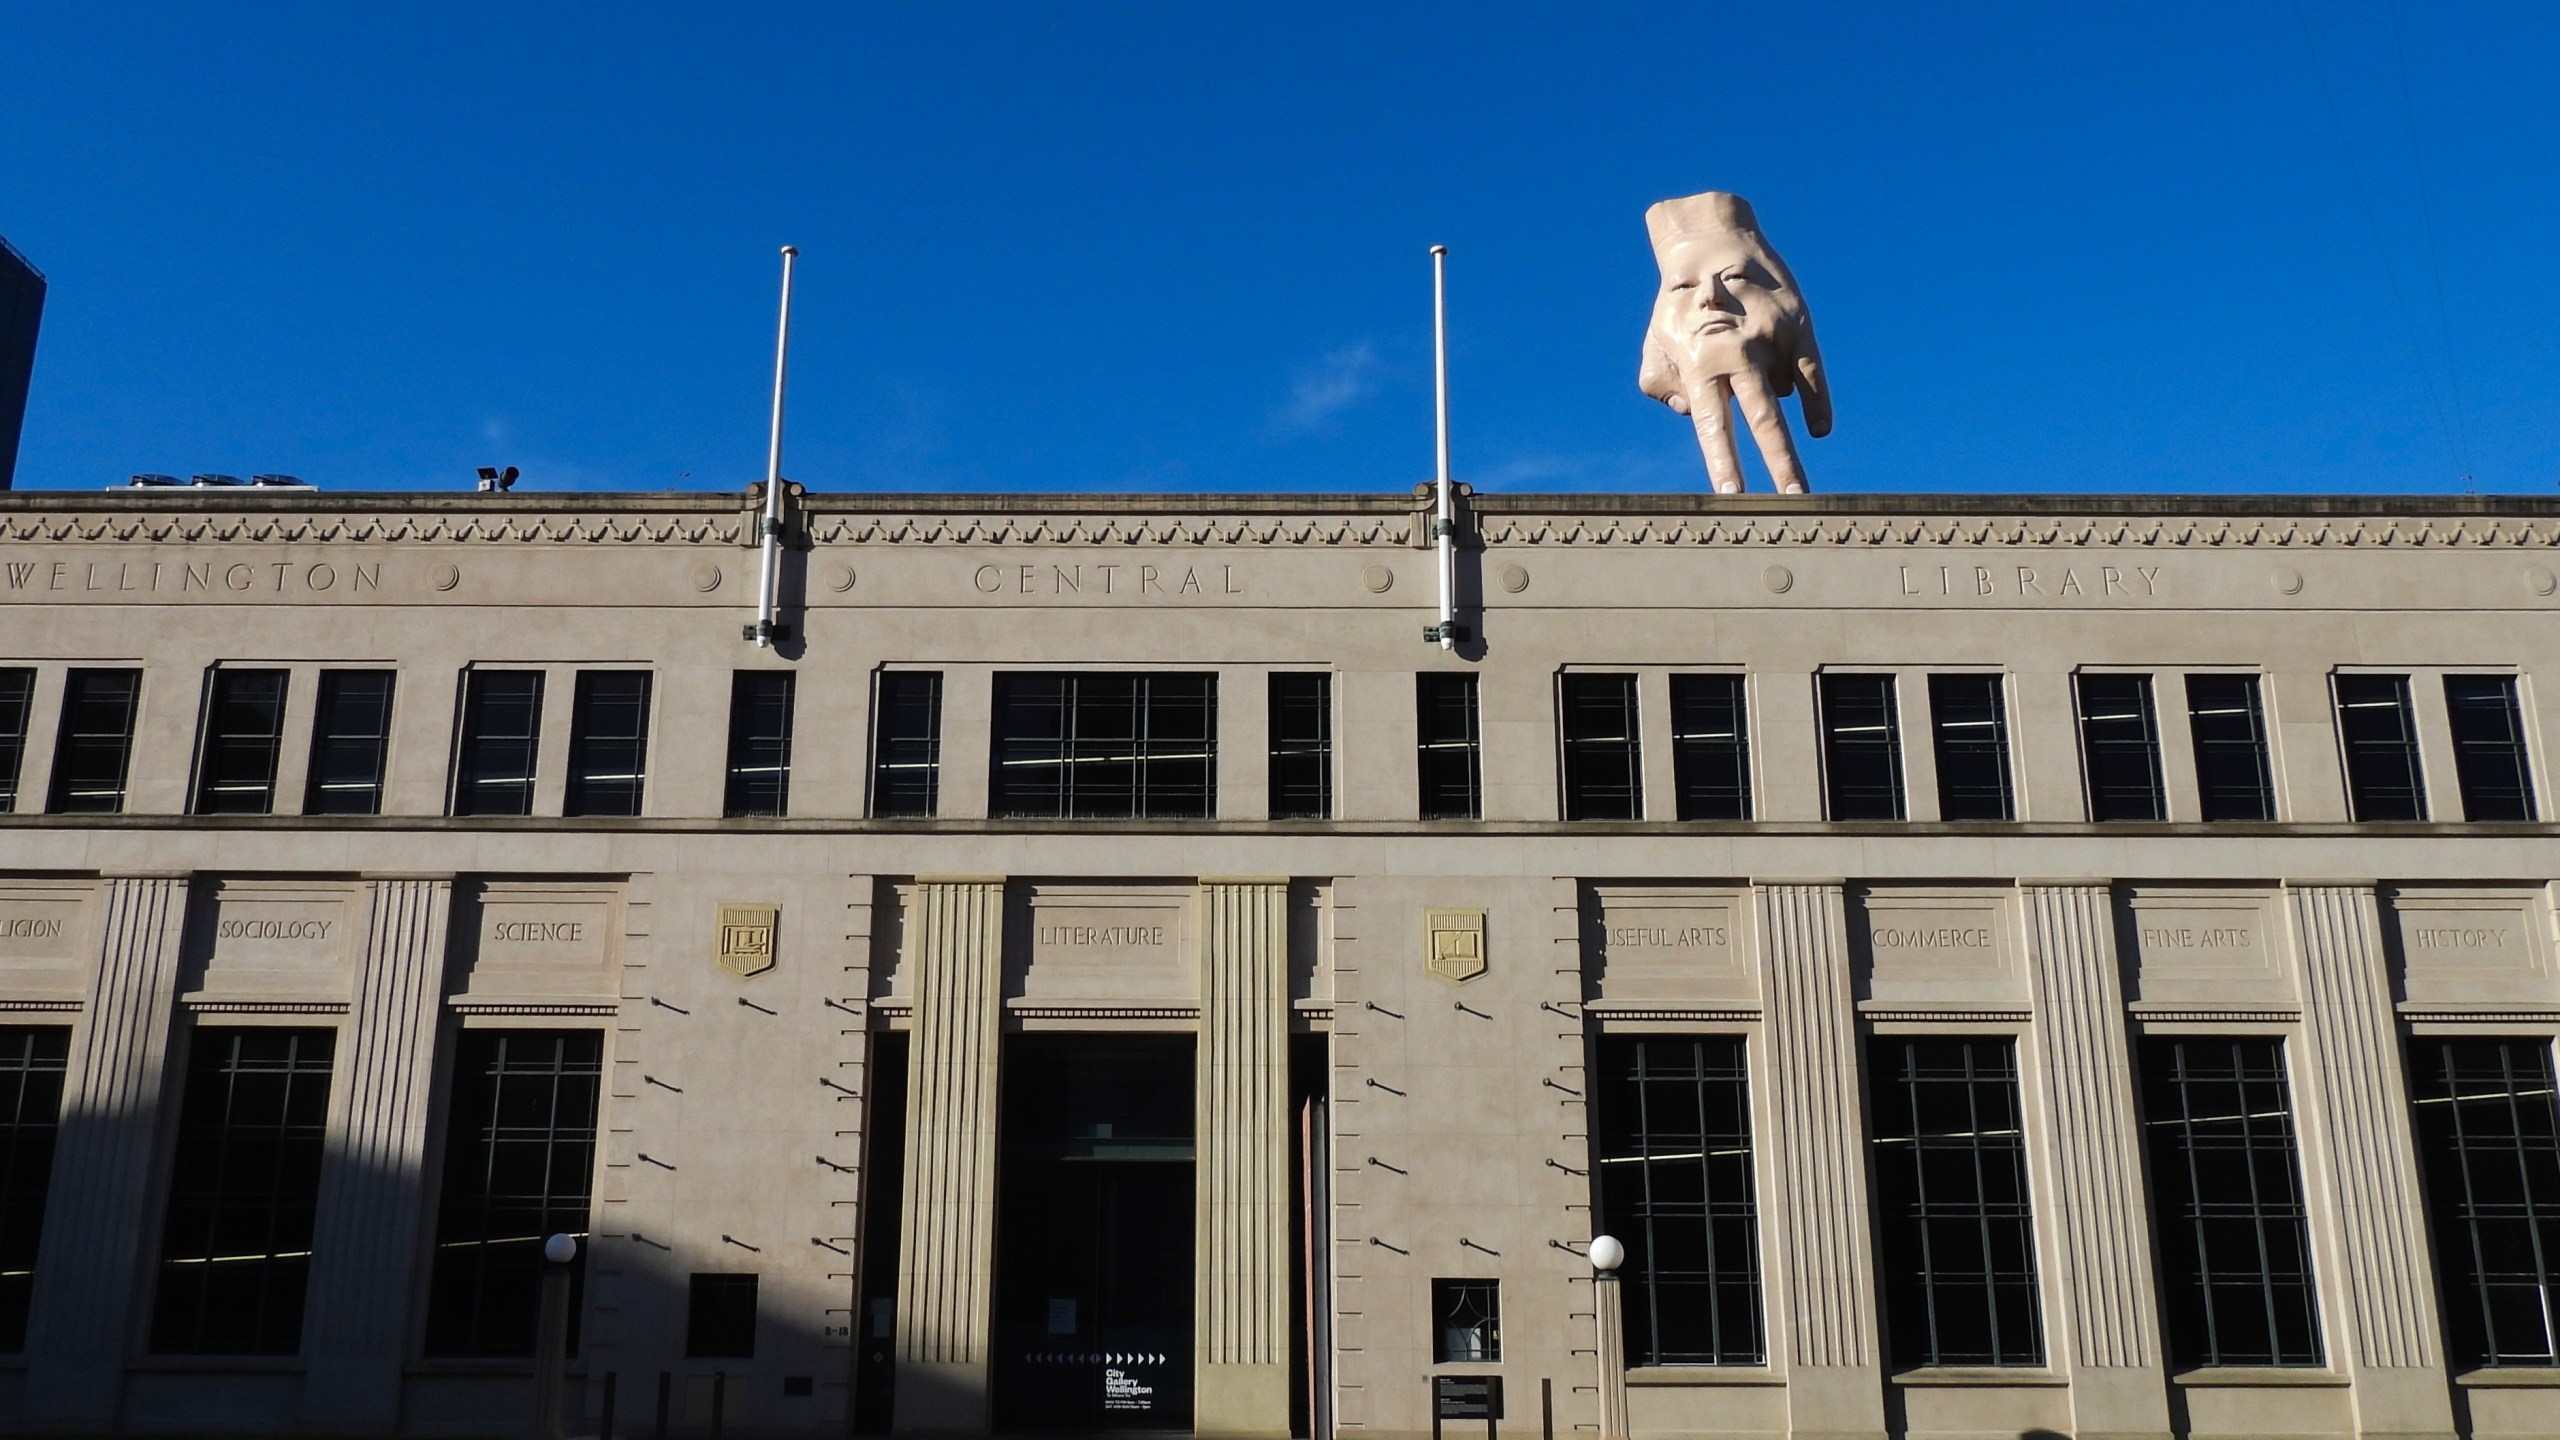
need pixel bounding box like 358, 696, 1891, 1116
475, 465, 518, 493
190, 473, 242, 486
249, 473, 309, 487
127, 473, 180, 487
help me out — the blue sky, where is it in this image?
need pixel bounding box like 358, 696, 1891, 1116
3, 3, 2555, 497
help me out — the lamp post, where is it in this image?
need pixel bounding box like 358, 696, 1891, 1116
534, 1233, 578, 1440
1588, 1236, 1627, 1440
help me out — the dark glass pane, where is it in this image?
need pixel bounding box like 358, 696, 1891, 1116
1416, 674, 1481, 820
1869, 1037, 2042, 1367
1819, 674, 1903, 820
424, 1030, 602, 1357
1669, 674, 1751, 821
1594, 1036, 1763, 1365
2140, 1037, 2324, 1367
47, 668, 141, 814
1267, 672, 1332, 820
2186, 674, 2275, 822
193, 669, 287, 815
453, 671, 544, 817
2336, 674, 2426, 821
149, 1028, 336, 1354
0, 1027, 68, 1351
872, 672, 942, 818
1561, 674, 1643, 821
0, 669, 33, 814
988, 674, 1215, 820
724, 671, 796, 818
2078, 673, 2165, 821
1927, 674, 2014, 821
688, 1273, 760, 1358
304, 670, 395, 816
1430, 1279, 1500, 1363
564, 671, 651, 818
2409, 1038, 2560, 1367
2445, 676, 2536, 822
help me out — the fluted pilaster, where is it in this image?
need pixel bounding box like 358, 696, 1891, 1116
1196, 879, 1290, 1437
1754, 882, 1885, 1439
893, 879, 1006, 1432
302, 879, 454, 1432
2286, 883, 2453, 1438
24, 875, 190, 1430
2022, 884, 2171, 1439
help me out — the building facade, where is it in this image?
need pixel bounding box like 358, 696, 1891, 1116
0, 239, 43, 491
1, 485, 2559, 1440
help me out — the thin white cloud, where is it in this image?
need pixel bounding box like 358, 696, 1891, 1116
1271, 341, 1381, 437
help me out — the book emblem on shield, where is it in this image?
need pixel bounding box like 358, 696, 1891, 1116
1425, 908, 1487, 984
716, 903, 779, 978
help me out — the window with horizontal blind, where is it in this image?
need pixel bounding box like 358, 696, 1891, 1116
2444, 675, 2536, 822
1267, 672, 1331, 820
2185, 674, 2274, 822
1668, 674, 1750, 820
452, 670, 543, 817
1818, 673, 1902, 821
1416, 673, 1481, 821
990, 673, 1214, 819
1927, 674, 2013, 821
48, 668, 141, 814
564, 671, 651, 817
2077, 673, 2165, 822
724, 671, 796, 818
305, 670, 395, 816
193, 669, 288, 815
1561, 673, 1643, 821
872, 672, 943, 818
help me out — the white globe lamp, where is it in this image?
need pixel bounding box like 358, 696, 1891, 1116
1588, 1234, 1625, 1273
543, 1233, 579, 1265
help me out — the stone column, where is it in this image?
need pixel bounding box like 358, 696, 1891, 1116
2286, 884, 2456, 1438
24, 875, 191, 1431
1752, 882, 1885, 1440
893, 879, 1006, 1433
1195, 880, 1291, 1438
2019, 884, 2171, 1439
301, 878, 454, 1432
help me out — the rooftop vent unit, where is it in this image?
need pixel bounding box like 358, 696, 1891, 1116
126, 473, 181, 487
249, 474, 309, 487
190, 473, 243, 487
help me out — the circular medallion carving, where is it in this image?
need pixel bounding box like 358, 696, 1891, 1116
1361, 563, 1394, 594
691, 563, 723, 594
2529, 566, 2558, 597
2271, 566, 2304, 596
431, 563, 460, 593
1497, 563, 1530, 594
831, 565, 858, 593
1762, 564, 1795, 594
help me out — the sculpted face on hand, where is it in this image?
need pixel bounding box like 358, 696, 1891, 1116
1638, 192, 1831, 494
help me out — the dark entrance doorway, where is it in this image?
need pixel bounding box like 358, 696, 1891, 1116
992, 1034, 1195, 1431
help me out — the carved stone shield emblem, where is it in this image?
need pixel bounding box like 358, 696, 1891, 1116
716, 903, 778, 978
1425, 908, 1486, 984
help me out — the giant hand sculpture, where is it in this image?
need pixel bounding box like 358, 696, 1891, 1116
1639, 192, 1831, 493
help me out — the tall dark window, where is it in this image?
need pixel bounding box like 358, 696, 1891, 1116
688, 1273, 761, 1358
872, 672, 943, 818
1561, 674, 1643, 821
425, 1030, 602, 1357
1416, 673, 1482, 821
47, 667, 141, 814
2140, 1037, 2322, 1367
0, 1027, 68, 1352
305, 670, 395, 816
1267, 672, 1332, 820
2335, 674, 2426, 821
150, 1027, 336, 1355
1594, 1036, 1762, 1365
452, 670, 544, 817
990, 673, 1213, 819
1927, 674, 2013, 821
1669, 674, 1751, 821
564, 671, 651, 818
2410, 1038, 2560, 1368
724, 671, 796, 818
192, 669, 288, 815
1818, 673, 1903, 821
2445, 676, 2536, 821
0, 668, 32, 814
1869, 1037, 2042, 1368
2077, 673, 2165, 822
2186, 674, 2275, 822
